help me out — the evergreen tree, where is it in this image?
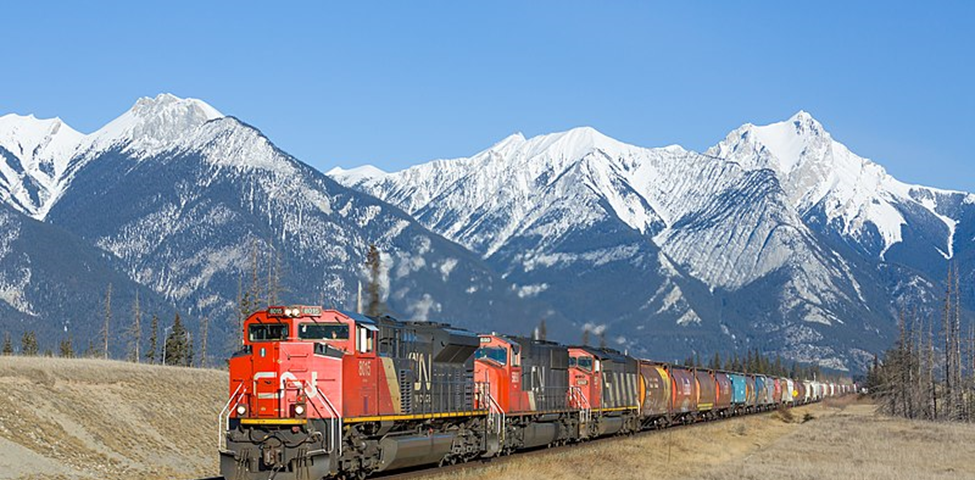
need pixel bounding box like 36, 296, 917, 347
21, 331, 38, 356
146, 315, 159, 364
164, 313, 190, 366
59, 338, 74, 358
538, 319, 548, 341
84, 339, 96, 358
581, 328, 590, 346
711, 352, 722, 370
2, 332, 12, 356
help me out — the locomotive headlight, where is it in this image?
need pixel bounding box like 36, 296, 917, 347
294, 404, 305, 416
236, 404, 247, 416
284, 308, 293, 316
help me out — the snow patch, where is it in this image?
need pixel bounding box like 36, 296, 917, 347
439, 258, 458, 281
515, 283, 548, 298
327, 165, 388, 184
676, 309, 701, 326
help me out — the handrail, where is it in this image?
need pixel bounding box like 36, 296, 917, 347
219, 383, 246, 450
481, 386, 505, 442
568, 386, 592, 426
313, 386, 342, 456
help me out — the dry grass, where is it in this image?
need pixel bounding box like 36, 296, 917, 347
700, 397, 975, 480
431, 396, 975, 480
3, 357, 973, 480
0, 356, 226, 480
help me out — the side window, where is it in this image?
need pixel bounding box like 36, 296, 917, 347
357, 326, 374, 354
511, 345, 521, 367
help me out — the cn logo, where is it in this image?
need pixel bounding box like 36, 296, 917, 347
408, 352, 432, 391
278, 371, 319, 398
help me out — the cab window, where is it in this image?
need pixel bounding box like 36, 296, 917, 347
575, 356, 593, 371
298, 323, 349, 340
474, 347, 507, 366
249, 323, 289, 342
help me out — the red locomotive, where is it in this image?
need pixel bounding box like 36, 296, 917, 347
219, 306, 853, 480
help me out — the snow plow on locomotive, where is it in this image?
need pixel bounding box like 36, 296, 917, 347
219, 306, 854, 480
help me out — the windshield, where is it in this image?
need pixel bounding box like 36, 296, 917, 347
298, 323, 349, 340
474, 347, 507, 366
573, 356, 593, 371
249, 323, 289, 342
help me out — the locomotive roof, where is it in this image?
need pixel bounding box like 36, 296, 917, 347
572, 345, 631, 363
339, 310, 378, 325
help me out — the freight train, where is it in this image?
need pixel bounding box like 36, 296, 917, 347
219, 307, 854, 480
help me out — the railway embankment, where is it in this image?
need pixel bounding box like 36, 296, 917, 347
424, 396, 975, 480
0, 356, 225, 480
2, 357, 973, 480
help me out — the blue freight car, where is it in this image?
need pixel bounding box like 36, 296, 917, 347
729, 373, 748, 414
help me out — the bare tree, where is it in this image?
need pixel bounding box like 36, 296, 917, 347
102, 283, 112, 359
250, 239, 262, 310
266, 244, 286, 307
199, 316, 209, 368
128, 291, 142, 362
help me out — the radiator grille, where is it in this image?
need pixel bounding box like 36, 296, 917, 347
399, 369, 413, 414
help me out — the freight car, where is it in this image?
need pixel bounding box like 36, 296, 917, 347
219, 306, 854, 480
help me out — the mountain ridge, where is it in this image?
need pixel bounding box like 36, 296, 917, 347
331, 112, 974, 371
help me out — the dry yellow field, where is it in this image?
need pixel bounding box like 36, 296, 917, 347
429, 397, 975, 480
0, 356, 226, 480
2, 356, 974, 480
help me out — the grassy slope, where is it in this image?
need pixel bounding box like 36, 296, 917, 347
430, 397, 975, 480
0, 356, 225, 480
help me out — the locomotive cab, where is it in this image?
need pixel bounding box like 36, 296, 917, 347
473, 334, 523, 412
568, 347, 601, 409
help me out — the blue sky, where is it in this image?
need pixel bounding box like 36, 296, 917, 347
2, 2, 973, 190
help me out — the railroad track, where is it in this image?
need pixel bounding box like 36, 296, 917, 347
196, 405, 806, 480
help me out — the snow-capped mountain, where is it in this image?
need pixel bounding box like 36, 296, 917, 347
1, 95, 967, 370
0, 94, 562, 357
0, 114, 84, 218
332, 114, 974, 371
708, 112, 968, 262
